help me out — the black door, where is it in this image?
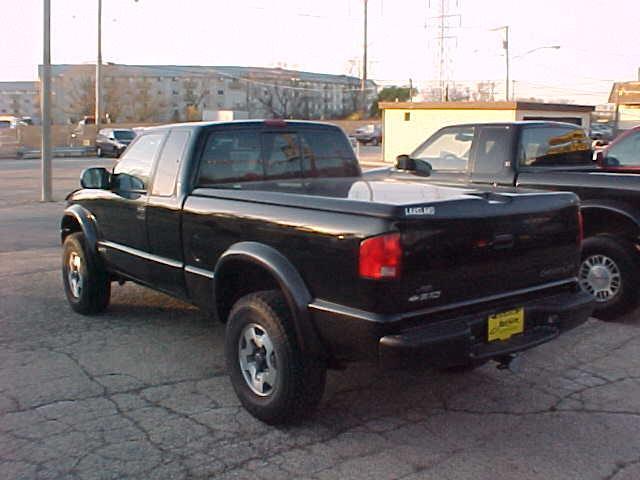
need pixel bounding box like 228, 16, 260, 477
146, 129, 192, 297
97, 132, 166, 282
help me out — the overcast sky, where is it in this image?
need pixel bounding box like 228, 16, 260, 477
2, 0, 639, 104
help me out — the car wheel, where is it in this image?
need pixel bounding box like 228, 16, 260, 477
578, 235, 639, 320
225, 290, 326, 425
62, 232, 111, 315
96, 146, 103, 157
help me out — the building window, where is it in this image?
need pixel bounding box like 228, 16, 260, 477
172, 90, 179, 96
217, 89, 224, 96
404, 112, 411, 121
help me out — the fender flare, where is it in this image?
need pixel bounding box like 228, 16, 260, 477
61, 204, 99, 251
214, 242, 327, 358
580, 201, 640, 237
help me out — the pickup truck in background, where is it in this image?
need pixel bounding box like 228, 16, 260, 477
366, 121, 640, 319
61, 120, 592, 424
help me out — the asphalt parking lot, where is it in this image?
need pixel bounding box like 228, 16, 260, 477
1, 155, 639, 480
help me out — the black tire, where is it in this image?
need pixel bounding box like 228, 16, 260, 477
579, 235, 640, 320
225, 290, 326, 425
62, 232, 111, 315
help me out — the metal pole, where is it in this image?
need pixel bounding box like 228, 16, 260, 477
505, 25, 510, 101
361, 0, 368, 113
96, 0, 102, 131
41, 0, 52, 202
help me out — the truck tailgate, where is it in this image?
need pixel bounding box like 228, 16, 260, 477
390, 191, 581, 313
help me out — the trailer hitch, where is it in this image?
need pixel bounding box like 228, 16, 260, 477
495, 353, 521, 373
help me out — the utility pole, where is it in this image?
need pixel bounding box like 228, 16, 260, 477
504, 25, 510, 101
409, 78, 413, 102
361, 0, 368, 114
96, 0, 102, 131
41, 0, 52, 202
490, 25, 510, 101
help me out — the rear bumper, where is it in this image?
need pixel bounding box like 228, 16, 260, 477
310, 284, 594, 369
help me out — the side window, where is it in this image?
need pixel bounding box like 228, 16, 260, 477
262, 133, 302, 180
412, 127, 474, 171
519, 127, 592, 167
299, 129, 359, 177
198, 130, 262, 185
473, 126, 512, 175
607, 132, 640, 166
151, 130, 190, 196
113, 133, 164, 191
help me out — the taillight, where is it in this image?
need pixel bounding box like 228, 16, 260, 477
577, 210, 584, 245
359, 233, 402, 280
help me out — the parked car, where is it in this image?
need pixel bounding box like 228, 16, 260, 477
96, 128, 136, 157
366, 121, 640, 319
354, 124, 382, 145
61, 120, 592, 424
594, 125, 640, 171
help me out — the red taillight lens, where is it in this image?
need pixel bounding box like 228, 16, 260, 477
577, 210, 584, 245
359, 233, 402, 280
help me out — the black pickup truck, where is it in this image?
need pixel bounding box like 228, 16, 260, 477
369, 121, 640, 319
61, 120, 592, 424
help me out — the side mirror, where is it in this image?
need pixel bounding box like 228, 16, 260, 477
81, 167, 111, 189
396, 154, 416, 171
395, 154, 432, 176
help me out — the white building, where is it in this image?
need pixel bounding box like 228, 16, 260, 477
0, 81, 39, 122
39, 64, 377, 124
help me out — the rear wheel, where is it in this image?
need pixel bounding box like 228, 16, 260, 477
578, 235, 639, 320
62, 232, 111, 314
224, 290, 326, 424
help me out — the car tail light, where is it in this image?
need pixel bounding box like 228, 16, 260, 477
359, 233, 402, 280
577, 210, 584, 245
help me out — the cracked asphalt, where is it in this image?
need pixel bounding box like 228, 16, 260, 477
1, 158, 639, 479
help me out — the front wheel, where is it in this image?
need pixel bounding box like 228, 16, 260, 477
578, 235, 639, 320
62, 232, 111, 314
224, 290, 326, 425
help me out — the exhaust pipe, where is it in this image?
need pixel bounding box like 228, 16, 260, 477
495, 353, 521, 373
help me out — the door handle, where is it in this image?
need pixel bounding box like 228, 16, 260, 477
136, 204, 146, 220
493, 234, 514, 250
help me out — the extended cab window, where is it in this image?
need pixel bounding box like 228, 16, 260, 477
113, 133, 164, 190
606, 132, 640, 166
473, 126, 512, 174
151, 130, 190, 196
519, 126, 592, 167
412, 127, 473, 171
199, 130, 262, 184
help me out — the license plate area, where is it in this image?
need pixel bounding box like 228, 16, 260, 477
487, 308, 524, 342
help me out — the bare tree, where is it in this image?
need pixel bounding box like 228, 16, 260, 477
62, 76, 95, 121
10, 95, 21, 116
183, 79, 209, 121
102, 77, 126, 123
132, 78, 166, 122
